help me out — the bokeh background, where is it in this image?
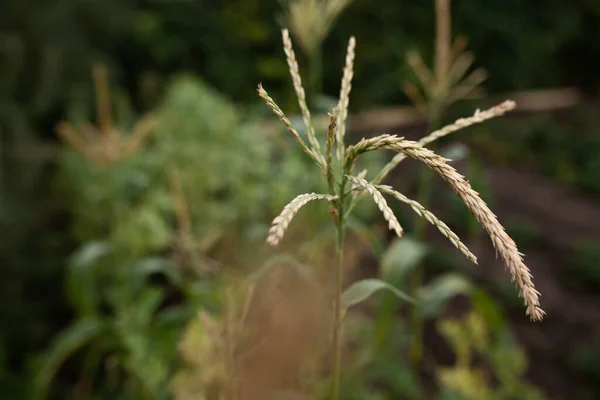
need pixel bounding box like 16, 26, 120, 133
2, 0, 600, 399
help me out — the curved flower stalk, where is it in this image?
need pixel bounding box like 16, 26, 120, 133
336, 36, 355, 161
257, 29, 543, 400
345, 175, 403, 238
257, 83, 325, 173
266, 193, 337, 246
376, 185, 477, 264
282, 29, 324, 163
345, 135, 544, 321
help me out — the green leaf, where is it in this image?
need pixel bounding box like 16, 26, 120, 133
471, 288, 506, 334
155, 305, 191, 327
66, 241, 109, 317
33, 318, 105, 400
69, 241, 110, 266
380, 237, 428, 283
132, 287, 165, 327
419, 273, 472, 318
131, 257, 181, 292
341, 279, 415, 311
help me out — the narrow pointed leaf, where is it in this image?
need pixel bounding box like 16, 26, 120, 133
66, 241, 109, 317
380, 237, 428, 283
419, 273, 472, 318
34, 318, 105, 400
342, 278, 415, 311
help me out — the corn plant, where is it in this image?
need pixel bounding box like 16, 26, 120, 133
403, 0, 487, 122
56, 64, 156, 167
258, 29, 544, 399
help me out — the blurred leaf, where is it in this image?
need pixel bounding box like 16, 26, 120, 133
419, 273, 471, 318
439, 143, 470, 161
380, 237, 428, 283
342, 278, 415, 312
33, 318, 105, 400
155, 305, 190, 328
66, 241, 109, 317
471, 288, 506, 333
133, 287, 165, 327
314, 94, 340, 113
131, 257, 182, 292
491, 342, 528, 381
438, 366, 492, 400
438, 318, 472, 367
436, 309, 544, 400
112, 202, 172, 257
69, 241, 110, 267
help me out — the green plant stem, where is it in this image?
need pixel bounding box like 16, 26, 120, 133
330, 180, 347, 400
409, 108, 441, 366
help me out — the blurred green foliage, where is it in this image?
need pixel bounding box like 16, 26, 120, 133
339, 254, 546, 400
471, 110, 600, 196
33, 245, 193, 400
62, 76, 256, 256
436, 305, 545, 400
39, 73, 348, 397
337, 236, 474, 399
38, 60, 389, 398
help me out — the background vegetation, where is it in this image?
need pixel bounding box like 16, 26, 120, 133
1, 0, 600, 399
